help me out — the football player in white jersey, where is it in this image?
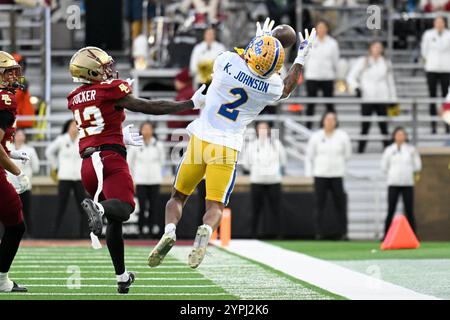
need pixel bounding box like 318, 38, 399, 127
149, 19, 316, 268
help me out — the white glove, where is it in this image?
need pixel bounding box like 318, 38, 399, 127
256, 17, 275, 37
125, 78, 135, 86
122, 124, 144, 146
191, 84, 207, 110
10, 150, 30, 164
294, 28, 317, 66
11, 171, 31, 194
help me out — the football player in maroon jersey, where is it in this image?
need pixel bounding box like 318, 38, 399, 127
0, 51, 31, 293
67, 47, 205, 294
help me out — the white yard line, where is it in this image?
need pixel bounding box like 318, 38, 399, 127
9, 271, 196, 274
221, 240, 439, 300
24, 284, 217, 288
0, 293, 230, 297
12, 277, 208, 281
170, 247, 327, 300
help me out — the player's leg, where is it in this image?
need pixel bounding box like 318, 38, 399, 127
0, 175, 27, 292
149, 135, 206, 267
188, 144, 238, 269
80, 151, 136, 293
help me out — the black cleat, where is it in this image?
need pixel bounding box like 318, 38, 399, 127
11, 282, 27, 293
81, 199, 103, 237
117, 272, 135, 294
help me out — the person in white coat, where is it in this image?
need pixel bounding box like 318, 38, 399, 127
189, 27, 226, 87
420, 16, 450, 134
241, 121, 287, 238
128, 121, 166, 238
347, 41, 397, 153
45, 119, 86, 238
381, 127, 422, 238
304, 19, 340, 129
7, 130, 39, 237
306, 111, 352, 240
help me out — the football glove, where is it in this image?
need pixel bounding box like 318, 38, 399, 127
256, 17, 275, 37
191, 84, 207, 110
122, 124, 144, 147
294, 28, 317, 66
10, 150, 30, 164
11, 171, 31, 194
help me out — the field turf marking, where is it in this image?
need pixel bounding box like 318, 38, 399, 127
222, 240, 438, 300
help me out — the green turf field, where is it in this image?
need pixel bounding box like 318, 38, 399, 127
0, 244, 338, 300
268, 240, 450, 299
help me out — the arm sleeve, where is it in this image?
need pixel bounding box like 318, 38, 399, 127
420, 31, 428, 59
45, 136, 61, 169
108, 80, 133, 101
30, 147, 40, 174
413, 147, 422, 172
346, 57, 365, 92
380, 148, 390, 174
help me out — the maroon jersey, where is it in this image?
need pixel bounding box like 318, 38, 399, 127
67, 79, 132, 155
0, 89, 17, 154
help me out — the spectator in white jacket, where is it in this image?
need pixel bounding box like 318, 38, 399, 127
304, 19, 340, 129
7, 130, 39, 237
128, 121, 166, 238
381, 127, 422, 239
421, 16, 450, 134
45, 120, 86, 238
241, 121, 287, 238
347, 41, 397, 153
189, 27, 226, 87
306, 111, 352, 240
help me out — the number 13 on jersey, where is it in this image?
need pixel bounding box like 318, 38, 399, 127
74, 106, 105, 138
217, 87, 248, 121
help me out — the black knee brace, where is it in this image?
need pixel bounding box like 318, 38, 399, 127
100, 199, 133, 222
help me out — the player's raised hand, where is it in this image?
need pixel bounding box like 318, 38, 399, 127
122, 124, 144, 146
10, 171, 30, 194
294, 28, 317, 66
256, 17, 275, 37
10, 150, 30, 164
191, 84, 207, 110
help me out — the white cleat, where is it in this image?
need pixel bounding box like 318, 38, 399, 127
188, 225, 210, 269
148, 232, 176, 268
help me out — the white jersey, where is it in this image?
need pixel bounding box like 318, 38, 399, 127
187, 51, 284, 151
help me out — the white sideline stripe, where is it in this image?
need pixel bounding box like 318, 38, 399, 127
25, 284, 217, 288
222, 240, 439, 300
12, 260, 183, 264
13, 277, 207, 281
0, 293, 229, 297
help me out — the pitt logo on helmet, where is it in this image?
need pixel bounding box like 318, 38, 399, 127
244, 35, 284, 78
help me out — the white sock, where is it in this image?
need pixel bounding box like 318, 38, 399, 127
0, 272, 13, 292
164, 223, 176, 234
116, 270, 129, 283
95, 202, 105, 217
202, 224, 213, 239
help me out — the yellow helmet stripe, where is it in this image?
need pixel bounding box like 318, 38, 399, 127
262, 39, 280, 77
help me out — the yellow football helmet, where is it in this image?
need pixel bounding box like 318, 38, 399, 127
0, 51, 22, 89
244, 35, 284, 78
69, 46, 116, 84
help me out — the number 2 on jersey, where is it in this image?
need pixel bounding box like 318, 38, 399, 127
74, 106, 105, 138
217, 87, 248, 121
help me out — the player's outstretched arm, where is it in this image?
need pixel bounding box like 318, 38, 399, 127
280, 28, 316, 99
117, 84, 206, 115
0, 129, 20, 176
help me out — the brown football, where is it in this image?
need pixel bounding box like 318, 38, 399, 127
272, 24, 297, 49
